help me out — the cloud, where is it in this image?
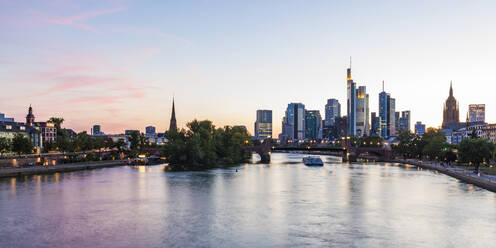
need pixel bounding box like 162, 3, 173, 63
105, 24, 196, 48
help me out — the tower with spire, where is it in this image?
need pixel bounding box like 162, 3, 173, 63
26, 105, 35, 126
169, 97, 177, 131
442, 81, 460, 130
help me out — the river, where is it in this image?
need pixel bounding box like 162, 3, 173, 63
0, 153, 495, 248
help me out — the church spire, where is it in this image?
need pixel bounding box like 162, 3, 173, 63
169, 97, 177, 131
449, 80, 453, 97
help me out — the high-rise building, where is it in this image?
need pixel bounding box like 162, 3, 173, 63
169, 97, 177, 131
395, 112, 400, 132
281, 103, 305, 141
399, 111, 411, 132
370, 112, 380, 136
92, 125, 101, 135
379, 82, 389, 138
415, 121, 426, 136
254, 110, 272, 140
305, 110, 322, 140
347, 65, 357, 136
467, 104, 485, 123
388, 96, 396, 137
442, 81, 460, 130
356, 86, 369, 137
324, 99, 340, 127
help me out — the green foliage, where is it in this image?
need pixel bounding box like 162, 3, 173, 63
421, 128, 447, 160
0, 137, 11, 156
458, 138, 496, 173
164, 120, 252, 170
11, 133, 33, 155
358, 136, 383, 147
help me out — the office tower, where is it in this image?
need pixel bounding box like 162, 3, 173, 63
305, 110, 322, 140
254, 110, 273, 140
415, 121, 426, 136
442, 81, 460, 129
399, 111, 411, 132
347, 64, 357, 136
395, 112, 400, 133
468, 104, 485, 123
324, 99, 341, 127
146, 126, 156, 138
388, 96, 396, 137
356, 86, 369, 137
92, 125, 101, 135
169, 97, 177, 131
379, 82, 389, 138
370, 112, 380, 136
281, 103, 306, 140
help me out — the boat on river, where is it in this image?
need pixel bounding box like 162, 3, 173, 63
303, 156, 324, 166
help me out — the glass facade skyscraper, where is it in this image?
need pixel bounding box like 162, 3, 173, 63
324, 99, 341, 127
468, 104, 485, 123
281, 103, 305, 141
254, 110, 273, 140
305, 110, 322, 140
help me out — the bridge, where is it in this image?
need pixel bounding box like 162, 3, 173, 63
248, 139, 392, 163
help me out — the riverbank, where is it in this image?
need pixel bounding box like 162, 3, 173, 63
0, 160, 127, 178
394, 159, 496, 193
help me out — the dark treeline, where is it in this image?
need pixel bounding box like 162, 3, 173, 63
164, 120, 252, 171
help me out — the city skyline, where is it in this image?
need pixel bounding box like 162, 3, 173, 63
2, 1, 496, 135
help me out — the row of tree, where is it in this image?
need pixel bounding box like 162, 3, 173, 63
0, 134, 34, 156
393, 128, 496, 173
163, 120, 252, 170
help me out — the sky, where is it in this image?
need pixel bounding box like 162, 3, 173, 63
1, 0, 496, 135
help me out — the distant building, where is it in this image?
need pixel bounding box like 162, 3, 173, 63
415, 121, 426, 136
22, 106, 56, 144
398, 111, 411, 132
305, 110, 322, 140
169, 97, 177, 131
0, 122, 42, 150
388, 96, 396, 137
146, 126, 157, 138
125, 130, 140, 136
254, 110, 272, 140
281, 103, 305, 141
442, 81, 460, 130
92, 125, 102, 135
467, 104, 485, 123
379, 81, 396, 138
370, 112, 380, 136
395, 112, 400, 133
347, 63, 357, 136
324, 99, 340, 127
0, 113, 14, 122
356, 86, 369, 137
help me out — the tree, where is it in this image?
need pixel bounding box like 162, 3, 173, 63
0, 137, 11, 156
458, 138, 495, 174
11, 133, 33, 156
394, 130, 414, 157
421, 128, 448, 160
48, 117, 64, 131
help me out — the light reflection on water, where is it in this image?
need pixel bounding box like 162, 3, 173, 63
0, 153, 495, 248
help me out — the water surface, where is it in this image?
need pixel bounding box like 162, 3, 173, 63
1, 153, 495, 247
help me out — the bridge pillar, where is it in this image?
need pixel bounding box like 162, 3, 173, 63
259, 152, 271, 163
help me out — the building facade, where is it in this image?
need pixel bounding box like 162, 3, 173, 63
324, 99, 340, 127
281, 103, 306, 141
146, 126, 157, 138
347, 65, 357, 136
415, 121, 426, 136
92, 125, 101, 135
305, 110, 322, 140
356, 86, 369, 137
467, 104, 485, 123
398, 111, 411, 132
254, 110, 272, 140
370, 112, 380, 136
379, 88, 389, 138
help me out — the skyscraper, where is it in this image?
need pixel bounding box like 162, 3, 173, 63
442, 81, 460, 130
305, 110, 322, 140
388, 96, 396, 137
379, 82, 389, 138
415, 121, 426, 136
169, 97, 177, 131
356, 86, 369, 137
399, 111, 411, 132
92, 125, 101, 135
281, 103, 305, 141
324, 99, 340, 127
254, 110, 272, 140
347, 59, 357, 136
146, 126, 156, 138
370, 112, 380, 136
467, 104, 485, 123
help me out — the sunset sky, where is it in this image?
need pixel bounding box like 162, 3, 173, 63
2, 0, 496, 135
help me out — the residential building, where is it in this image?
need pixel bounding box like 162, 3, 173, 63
415, 121, 426, 136
305, 110, 322, 140
481, 124, 496, 143
254, 110, 272, 140
324, 99, 340, 127
0, 122, 42, 150
38, 122, 56, 143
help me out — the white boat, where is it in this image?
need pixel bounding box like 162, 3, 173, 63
303, 156, 324, 166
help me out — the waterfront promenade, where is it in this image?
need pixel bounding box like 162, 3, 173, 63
395, 159, 496, 193
0, 160, 126, 178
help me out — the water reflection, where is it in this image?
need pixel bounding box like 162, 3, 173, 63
0, 153, 495, 247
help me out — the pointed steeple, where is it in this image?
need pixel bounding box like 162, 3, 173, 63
449, 80, 453, 96
169, 97, 177, 131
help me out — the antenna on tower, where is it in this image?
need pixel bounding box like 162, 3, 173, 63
349, 56, 352, 69
382, 80, 384, 92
